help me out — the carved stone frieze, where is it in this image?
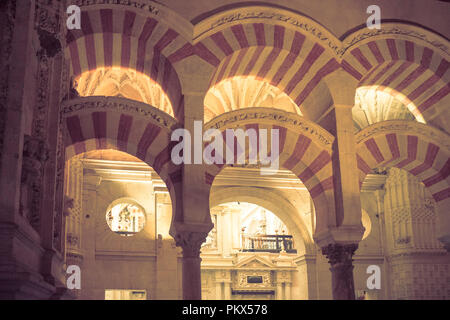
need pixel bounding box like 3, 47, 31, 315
35, 0, 61, 35
233, 270, 273, 290
198, 9, 340, 55
61, 97, 178, 130
205, 108, 334, 149
20, 135, 50, 230
342, 26, 449, 57
200, 9, 449, 58
356, 120, 450, 151
70, 0, 159, 15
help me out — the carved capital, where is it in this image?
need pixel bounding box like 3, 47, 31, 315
322, 243, 358, 300
321, 243, 358, 266
175, 231, 208, 258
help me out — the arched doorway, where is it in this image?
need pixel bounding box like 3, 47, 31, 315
64, 149, 180, 299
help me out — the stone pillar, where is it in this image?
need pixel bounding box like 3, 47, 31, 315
321, 243, 358, 300
175, 231, 208, 300
383, 168, 449, 299
385, 168, 443, 253
0, 0, 64, 299
294, 254, 318, 299
321, 105, 363, 228
64, 157, 84, 298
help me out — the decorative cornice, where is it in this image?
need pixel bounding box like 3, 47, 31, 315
61, 96, 179, 131
194, 7, 449, 59
356, 120, 450, 152
204, 108, 334, 150
342, 23, 450, 58
193, 6, 340, 56
70, 0, 160, 15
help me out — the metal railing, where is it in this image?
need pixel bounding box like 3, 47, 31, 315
241, 234, 296, 253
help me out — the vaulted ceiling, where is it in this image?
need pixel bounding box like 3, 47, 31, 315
204, 76, 301, 123
75, 67, 174, 117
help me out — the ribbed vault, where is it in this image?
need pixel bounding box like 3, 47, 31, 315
75, 67, 174, 117
353, 87, 416, 132
204, 76, 301, 122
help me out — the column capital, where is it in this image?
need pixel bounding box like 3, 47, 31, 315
321, 243, 358, 266
175, 231, 208, 258
321, 242, 358, 300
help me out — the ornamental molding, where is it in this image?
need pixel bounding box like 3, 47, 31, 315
70, 0, 160, 15
341, 24, 450, 58
356, 120, 450, 152
233, 270, 273, 291
204, 108, 334, 150
193, 6, 341, 56
61, 96, 178, 131
194, 7, 450, 59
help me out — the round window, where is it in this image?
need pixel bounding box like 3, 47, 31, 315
106, 201, 146, 236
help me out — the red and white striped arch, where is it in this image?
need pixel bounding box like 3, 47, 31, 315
65, 6, 194, 121
195, 23, 339, 120
203, 108, 336, 233
342, 38, 450, 124
62, 96, 183, 224
356, 120, 450, 203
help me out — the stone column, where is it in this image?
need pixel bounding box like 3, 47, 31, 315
63, 157, 84, 298
321, 243, 358, 300
175, 231, 208, 300
294, 254, 318, 299
383, 168, 449, 299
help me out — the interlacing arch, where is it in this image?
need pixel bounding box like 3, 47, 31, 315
193, 8, 340, 122
203, 108, 335, 234
61, 2, 450, 243
341, 26, 450, 131
64, 5, 192, 121
355, 120, 450, 203
62, 96, 183, 226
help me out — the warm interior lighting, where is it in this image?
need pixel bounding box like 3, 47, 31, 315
361, 209, 372, 240
204, 76, 301, 122
74, 67, 174, 117
353, 86, 425, 131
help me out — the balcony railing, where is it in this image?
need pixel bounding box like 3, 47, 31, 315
241, 235, 296, 254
